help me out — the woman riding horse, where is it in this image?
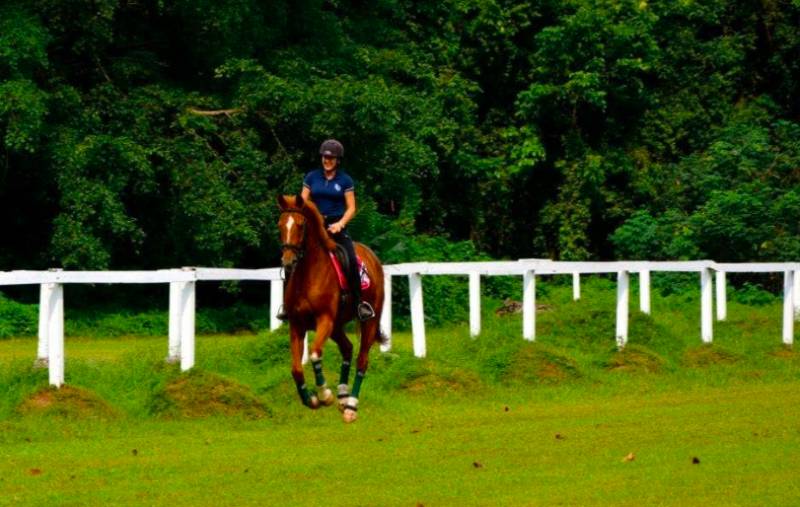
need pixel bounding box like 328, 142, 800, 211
278, 139, 374, 321
276, 139, 385, 423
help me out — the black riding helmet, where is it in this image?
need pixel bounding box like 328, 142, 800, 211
319, 139, 344, 158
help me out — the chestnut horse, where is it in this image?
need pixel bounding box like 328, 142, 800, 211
277, 194, 385, 423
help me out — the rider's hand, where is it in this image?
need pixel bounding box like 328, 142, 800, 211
327, 221, 343, 234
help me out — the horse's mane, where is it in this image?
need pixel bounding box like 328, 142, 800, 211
301, 200, 337, 252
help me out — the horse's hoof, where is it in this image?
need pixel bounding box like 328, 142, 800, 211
343, 408, 358, 423
319, 388, 335, 406
308, 395, 320, 409
337, 398, 347, 412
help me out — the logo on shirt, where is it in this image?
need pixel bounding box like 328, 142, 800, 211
334, 183, 341, 192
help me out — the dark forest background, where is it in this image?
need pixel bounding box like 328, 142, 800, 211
2, 0, 800, 275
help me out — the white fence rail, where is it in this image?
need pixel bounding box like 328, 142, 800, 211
1, 261, 798, 387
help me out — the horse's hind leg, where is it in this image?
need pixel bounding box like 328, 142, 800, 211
330, 326, 353, 411
308, 315, 336, 407
342, 317, 381, 423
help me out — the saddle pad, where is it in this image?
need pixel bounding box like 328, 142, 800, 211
329, 252, 371, 291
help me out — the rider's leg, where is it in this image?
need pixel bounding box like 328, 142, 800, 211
336, 231, 374, 321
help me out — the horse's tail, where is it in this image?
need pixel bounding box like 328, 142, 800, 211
376, 329, 388, 346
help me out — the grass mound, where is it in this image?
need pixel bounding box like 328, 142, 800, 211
401, 366, 483, 393
604, 344, 666, 373
682, 345, 740, 367
503, 344, 582, 385
246, 331, 289, 368
150, 370, 270, 419
17, 385, 118, 420
370, 353, 483, 394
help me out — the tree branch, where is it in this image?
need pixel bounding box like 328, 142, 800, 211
187, 108, 242, 117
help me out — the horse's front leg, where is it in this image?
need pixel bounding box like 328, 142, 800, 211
330, 326, 353, 411
342, 317, 381, 423
308, 315, 336, 407
290, 323, 317, 409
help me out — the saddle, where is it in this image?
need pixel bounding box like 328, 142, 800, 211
329, 245, 370, 291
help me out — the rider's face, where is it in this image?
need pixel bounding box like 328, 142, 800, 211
322, 155, 338, 171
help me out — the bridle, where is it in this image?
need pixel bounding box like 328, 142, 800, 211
279, 208, 307, 273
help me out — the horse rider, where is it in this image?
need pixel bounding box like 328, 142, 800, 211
277, 139, 375, 322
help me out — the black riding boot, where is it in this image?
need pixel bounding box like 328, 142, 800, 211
350, 265, 375, 321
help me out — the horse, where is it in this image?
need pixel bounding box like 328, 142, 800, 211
277, 194, 385, 423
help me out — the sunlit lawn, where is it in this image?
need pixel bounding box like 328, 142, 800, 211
1, 281, 800, 505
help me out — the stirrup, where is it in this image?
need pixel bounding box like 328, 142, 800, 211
276, 305, 289, 322
357, 301, 375, 321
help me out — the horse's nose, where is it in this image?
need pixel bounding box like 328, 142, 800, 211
281, 252, 297, 269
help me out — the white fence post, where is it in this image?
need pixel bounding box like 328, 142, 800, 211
269, 280, 283, 331
716, 271, 727, 321
783, 270, 794, 345
47, 283, 64, 387
167, 280, 182, 363
639, 269, 651, 315
616, 271, 629, 349
701, 268, 713, 343
380, 275, 392, 352
572, 272, 580, 300
270, 279, 283, 331
409, 273, 426, 358
36, 283, 53, 366
179, 275, 196, 371
469, 272, 480, 337
794, 271, 800, 321
523, 270, 536, 341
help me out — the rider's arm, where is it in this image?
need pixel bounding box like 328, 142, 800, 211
327, 190, 355, 234
301, 186, 311, 201
340, 191, 356, 228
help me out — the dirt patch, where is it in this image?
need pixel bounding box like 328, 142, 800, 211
606, 345, 666, 374
150, 370, 270, 419
17, 385, 118, 420
503, 345, 581, 385
770, 346, 797, 360
682, 345, 740, 367
495, 299, 553, 316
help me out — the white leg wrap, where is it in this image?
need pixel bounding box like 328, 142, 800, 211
346, 397, 359, 409
318, 385, 334, 405
310, 351, 320, 361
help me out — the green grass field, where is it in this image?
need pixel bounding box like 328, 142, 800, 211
1, 279, 800, 506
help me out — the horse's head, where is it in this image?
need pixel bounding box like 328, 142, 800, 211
277, 194, 307, 273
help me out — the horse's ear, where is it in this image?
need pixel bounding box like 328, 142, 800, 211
296, 194, 305, 208
277, 194, 288, 209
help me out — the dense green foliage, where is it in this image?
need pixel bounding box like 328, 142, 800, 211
1, 0, 799, 276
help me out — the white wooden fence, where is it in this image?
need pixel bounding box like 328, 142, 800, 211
2, 260, 797, 387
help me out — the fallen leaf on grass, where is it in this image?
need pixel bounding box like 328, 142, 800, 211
28, 468, 42, 476
622, 452, 635, 462
692, 457, 700, 464
473, 461, 483, 468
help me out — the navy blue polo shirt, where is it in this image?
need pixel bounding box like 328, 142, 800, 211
303, 169, 354, 218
